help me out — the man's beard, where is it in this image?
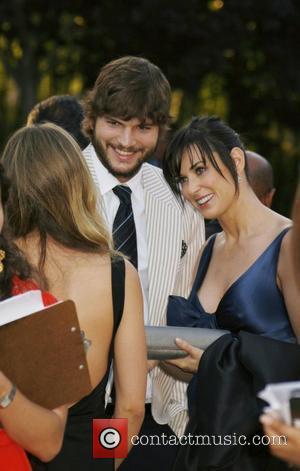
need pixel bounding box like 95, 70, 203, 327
91, 133, 156, 180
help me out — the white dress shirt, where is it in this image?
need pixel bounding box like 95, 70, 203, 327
91, 147, 152, 400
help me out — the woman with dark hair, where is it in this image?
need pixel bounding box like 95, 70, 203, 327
162, 116, 300, 470
0, 163, 68, 469
162, 116, 299, 372
1, 123, 147, 470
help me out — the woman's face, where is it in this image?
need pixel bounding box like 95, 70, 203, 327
179, 146, 237, 219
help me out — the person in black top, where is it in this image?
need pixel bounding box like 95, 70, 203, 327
2, 124, 147, 470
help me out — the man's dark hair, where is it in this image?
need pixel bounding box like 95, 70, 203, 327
82, 56, 171, 138
27, 95, 89, 150
246, 151, 274, 198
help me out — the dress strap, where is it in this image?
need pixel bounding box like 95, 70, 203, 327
111, 256, 125, 336
271, 226, 292, 270
190, 234, 217, 298
274, 226, 291, 242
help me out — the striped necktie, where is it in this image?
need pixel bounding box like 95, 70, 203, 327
112, 185, 138, 269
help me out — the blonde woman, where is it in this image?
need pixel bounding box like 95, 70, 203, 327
0, 163, 67, 470
1, 123, 147, 470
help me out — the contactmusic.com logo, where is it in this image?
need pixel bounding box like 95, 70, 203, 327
93, 419, 128, 458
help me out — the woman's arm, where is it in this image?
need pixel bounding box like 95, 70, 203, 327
277, 230, 300, 340
113, 260, 147, 467
0, 371, 67, 462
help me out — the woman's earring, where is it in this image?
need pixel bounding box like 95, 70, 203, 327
0, 249, 5, 273
238, 175, 243, 183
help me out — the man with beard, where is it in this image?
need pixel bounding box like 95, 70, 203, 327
82, 56, 204, 470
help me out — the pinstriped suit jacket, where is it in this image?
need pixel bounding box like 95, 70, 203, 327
83, 144, 205, 435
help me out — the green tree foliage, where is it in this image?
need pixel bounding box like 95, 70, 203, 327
0, 0, 299, 213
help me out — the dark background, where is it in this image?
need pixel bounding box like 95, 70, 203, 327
0, 0, 299, 214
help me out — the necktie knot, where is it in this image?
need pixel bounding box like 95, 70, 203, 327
113, 185, 132, 205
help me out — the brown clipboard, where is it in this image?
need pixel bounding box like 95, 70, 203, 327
0, 300, 92, 409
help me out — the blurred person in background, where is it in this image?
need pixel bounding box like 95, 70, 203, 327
246, 150, 276, 208
27, 95, 89, 150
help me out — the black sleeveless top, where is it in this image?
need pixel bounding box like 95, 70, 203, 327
31, 257, 125, 471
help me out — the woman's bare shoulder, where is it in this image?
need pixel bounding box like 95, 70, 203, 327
45, 249, 112, 299
267, 208, 292, 232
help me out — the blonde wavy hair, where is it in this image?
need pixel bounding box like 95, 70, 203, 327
1, 123, 113, 283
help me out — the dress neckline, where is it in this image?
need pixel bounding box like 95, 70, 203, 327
195, 226, 291, 315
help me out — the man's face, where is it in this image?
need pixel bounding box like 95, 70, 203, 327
92, 116, 159, 182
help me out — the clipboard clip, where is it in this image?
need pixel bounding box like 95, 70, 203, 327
80, 330, 92, 352
70, 326, 92, 353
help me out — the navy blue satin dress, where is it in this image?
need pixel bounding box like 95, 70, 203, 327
168, 227, 296, 412
167, 227, 295, 343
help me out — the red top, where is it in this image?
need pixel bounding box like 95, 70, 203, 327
11, 275, 57, 306
0, 276, 57, 470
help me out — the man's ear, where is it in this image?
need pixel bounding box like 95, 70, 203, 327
86, 117, 95, 133
230, 147, 245, 177
263, 188, 276, 208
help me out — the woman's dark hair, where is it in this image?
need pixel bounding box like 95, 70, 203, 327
0, 164, 31, 300
163, 116, 248, 197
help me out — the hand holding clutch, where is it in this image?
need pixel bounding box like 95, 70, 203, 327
145, 326, 229, 360
166, 338, 204, 373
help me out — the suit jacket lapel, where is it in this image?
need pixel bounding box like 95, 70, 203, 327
83, 144, 98, 186
83, 144, 109, 224
143, 164, 182, 326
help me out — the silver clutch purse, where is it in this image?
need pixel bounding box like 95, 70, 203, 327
145, 326, 229, 360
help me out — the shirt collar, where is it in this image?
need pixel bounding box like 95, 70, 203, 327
91, 144, 144, 196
